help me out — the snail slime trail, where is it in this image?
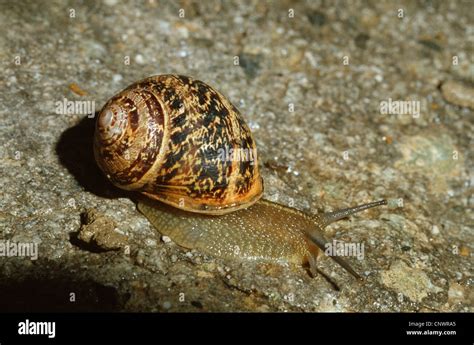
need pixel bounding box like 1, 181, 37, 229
94, 74, 386, 280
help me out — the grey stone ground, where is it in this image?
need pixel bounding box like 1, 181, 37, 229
0, 0, 472, 312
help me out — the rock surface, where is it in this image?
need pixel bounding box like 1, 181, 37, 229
0, 0, 472, 312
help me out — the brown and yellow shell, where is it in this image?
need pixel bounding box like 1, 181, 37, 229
94, 74, 263, 214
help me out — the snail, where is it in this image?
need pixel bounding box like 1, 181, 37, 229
94, 74, 386, 280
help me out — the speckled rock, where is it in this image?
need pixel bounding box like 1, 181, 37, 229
381, 260, 443, 303
0, 0, 472, 312
76, 209, 128, 251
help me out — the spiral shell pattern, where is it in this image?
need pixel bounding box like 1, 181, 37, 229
94, 74, 263, 214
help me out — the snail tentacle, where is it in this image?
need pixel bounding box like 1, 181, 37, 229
305, 227, 363, 280
322, 199, 387, 226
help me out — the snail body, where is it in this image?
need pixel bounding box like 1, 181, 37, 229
138, 197, 386, 279
94, 74, 386, 279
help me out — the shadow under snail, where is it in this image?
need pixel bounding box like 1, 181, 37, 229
93, 74, 386, 280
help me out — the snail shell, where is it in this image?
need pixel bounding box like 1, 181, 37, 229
94, 74, 386, 279
94, 74, 263, 215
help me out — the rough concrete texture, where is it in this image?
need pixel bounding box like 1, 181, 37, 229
0, 0, 472, 312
